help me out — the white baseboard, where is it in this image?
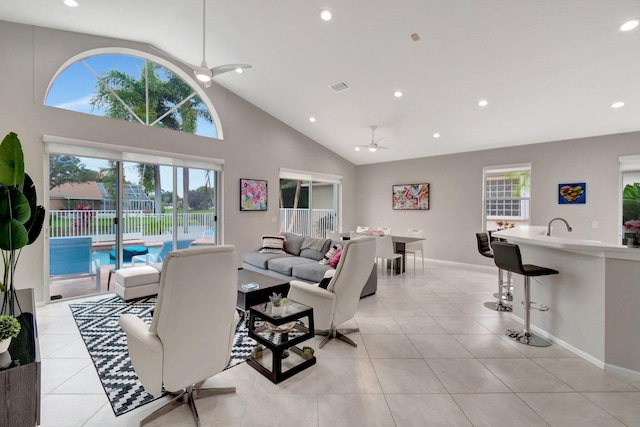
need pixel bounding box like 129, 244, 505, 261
512, 314, 640, 380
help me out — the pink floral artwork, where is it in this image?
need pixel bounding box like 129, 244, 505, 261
240, 179, 268, 211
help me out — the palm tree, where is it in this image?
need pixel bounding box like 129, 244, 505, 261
90, 60, 212, 220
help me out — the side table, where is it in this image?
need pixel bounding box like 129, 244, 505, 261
247, 300, 315, 383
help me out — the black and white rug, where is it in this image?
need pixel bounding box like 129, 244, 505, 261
69, 296, 255, 417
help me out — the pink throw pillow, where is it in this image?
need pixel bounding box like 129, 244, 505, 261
328, 249, 343, 268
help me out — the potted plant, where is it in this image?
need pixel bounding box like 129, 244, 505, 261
251, 343, 265, 359
302, 345, 315, 360
269, 292, 289, 316
0, 314, 21, 353
0, 132, 45, 315
624, 220, 640, 248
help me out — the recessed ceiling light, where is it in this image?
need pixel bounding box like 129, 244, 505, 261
433, 133, 441, 138
64, 0, 78, 6
320, 9, 332, 21
620, 19, 639, 31
393, 91, 404, 98
309, 117, 316, 122
611, 101, 625, 108
478, 99, 488, 107
354, 147, 361, 151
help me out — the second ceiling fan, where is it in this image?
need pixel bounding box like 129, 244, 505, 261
353, 126, 390, 152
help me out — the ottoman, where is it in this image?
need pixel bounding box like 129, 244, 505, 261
114, 264, 162, 301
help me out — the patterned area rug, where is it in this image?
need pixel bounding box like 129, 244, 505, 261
69, 296, 255, 417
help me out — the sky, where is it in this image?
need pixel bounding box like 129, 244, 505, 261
46, 53, 217, 138
46, 53, 217, 192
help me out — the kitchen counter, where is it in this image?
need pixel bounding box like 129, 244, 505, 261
493, 226, 640, 380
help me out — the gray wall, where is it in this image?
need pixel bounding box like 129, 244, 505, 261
356, 131, 640, 266
2, 20, 639, 303
0, 21, 358, 303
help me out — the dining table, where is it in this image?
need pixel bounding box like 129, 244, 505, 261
342, 231, 425, 274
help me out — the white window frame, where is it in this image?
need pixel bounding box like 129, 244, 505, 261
482, 163, 531, 230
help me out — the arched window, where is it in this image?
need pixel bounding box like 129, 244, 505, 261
45, 49, 221, 139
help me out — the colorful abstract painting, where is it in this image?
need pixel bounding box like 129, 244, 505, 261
240, 179, 268, 211
558, 183, 586, 204
393, 183, 430, 210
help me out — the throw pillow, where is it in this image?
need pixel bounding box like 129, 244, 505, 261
318, 269, 336, 289
328, 248, 343, 268
259, 234, 286, 254
319, 243, 342, 265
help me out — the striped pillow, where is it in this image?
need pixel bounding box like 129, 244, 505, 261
259, 234, 286, 254
319, 244, 342, 265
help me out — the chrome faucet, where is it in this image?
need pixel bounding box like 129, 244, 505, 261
547, 217, 573, 236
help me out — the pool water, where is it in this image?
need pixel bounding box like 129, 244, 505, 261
92, 246, 161, 266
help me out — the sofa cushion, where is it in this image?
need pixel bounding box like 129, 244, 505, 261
260, 234, 286, 254
243, 251, 292, 269
329, 248, 343, 268
282, 232, 305, 256
291, 262, 334, 283
267, 257, 316, 276
318, 269, 336, 289
299, 237, 332, 261
319, 243, 342, 265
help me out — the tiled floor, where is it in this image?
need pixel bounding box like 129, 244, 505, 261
37, 259, 640, 426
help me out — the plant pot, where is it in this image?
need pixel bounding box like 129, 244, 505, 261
271, 305, 284, 317
303, 352, 314, 360
251, 348, 264, 358
0, 337, 11, 353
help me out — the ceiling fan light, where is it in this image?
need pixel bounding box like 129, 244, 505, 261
369, 146, 377, 152
235, 67, 244, 74
354, 147, 360, 151
194, 65, 212, 82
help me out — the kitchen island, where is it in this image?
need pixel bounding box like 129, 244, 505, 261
493, 226, 640, 380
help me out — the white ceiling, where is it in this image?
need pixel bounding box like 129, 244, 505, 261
1, 0, 639, 165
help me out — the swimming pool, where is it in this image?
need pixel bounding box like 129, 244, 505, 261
92, 246, 161, 266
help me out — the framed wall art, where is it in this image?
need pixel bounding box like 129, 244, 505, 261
240, 178, 268, 211
558, 183, 586, 204
392, 183, 430, 210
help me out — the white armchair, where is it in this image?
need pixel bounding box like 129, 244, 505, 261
287, 236, 376, 348
119, 245, 240, 426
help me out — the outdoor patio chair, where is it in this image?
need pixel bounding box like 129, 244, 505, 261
131, 239, 195, 265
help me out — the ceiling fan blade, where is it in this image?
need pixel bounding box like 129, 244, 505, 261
374, 136, 386, 144
211, 63, 253, 76
376, 146, 390, 150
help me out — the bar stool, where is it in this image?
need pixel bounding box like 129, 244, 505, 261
492, 242, 558, 347
489, 232, 513, 302
475, 233, 512, 312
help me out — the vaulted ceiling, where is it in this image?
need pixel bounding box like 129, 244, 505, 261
1, 0, 639, 165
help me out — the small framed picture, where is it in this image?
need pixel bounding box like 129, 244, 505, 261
240, 179, 268, 211
558, 183, 586, 204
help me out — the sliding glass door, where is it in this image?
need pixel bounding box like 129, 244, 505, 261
48, 151, 219, 301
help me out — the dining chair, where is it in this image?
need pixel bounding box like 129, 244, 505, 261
326, 230, 342, 241
405, 229, 425, 273
375, 234, 403, 280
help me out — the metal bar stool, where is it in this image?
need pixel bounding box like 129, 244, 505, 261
492, 242, 558, 347
475, 233, 512, 312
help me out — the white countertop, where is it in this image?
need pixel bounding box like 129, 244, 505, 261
492, 226, 640, 261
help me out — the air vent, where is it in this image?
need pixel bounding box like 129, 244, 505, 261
329, 81, 350, 93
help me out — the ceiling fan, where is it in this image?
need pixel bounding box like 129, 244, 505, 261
352, 126, 390, 152
152, 0, 251, 87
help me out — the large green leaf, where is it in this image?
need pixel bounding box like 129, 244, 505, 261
0, 132, 25, 186
26, 205, 45, 245
0, 218, 28, 251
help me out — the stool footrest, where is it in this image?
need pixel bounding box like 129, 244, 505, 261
483, 301, 512, 312
520, 301, 549, 311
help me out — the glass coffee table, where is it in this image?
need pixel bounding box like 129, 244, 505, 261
247, 300, 315, 383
